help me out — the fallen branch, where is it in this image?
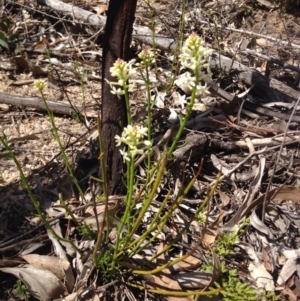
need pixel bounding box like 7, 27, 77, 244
0, 92, 97, 117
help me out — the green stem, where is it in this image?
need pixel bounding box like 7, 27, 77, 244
39, 89, 86, 202
98, 116, 108, 199
58, 193, 78, 226
145, 67, 152, 170
0, 136, 81, 254
126, 159, 135, 230
128, 152, 167, 240
168, 67, 199, 156
166, 0, 186, 92
112, 159, 135, 270
124, 89, 131, 125
127, 189, 172, 257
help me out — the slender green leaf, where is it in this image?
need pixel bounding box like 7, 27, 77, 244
0, 31, 8, 48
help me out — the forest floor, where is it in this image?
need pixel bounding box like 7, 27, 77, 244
1, 0, 300, 300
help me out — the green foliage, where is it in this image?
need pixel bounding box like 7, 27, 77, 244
205, 262, 282, 301
13, 280, 31, 301
95, 249, 121, 282
242, 4, 254, 16
197, 210, 206, 225
0, 18, 22, 54
264, 291, 282, 301
215, 231, 239, 256
205, 262, 281, 301
201, 261, 214, 272
0, 30, 8, 48
214, 263, 258, 301
78, 223, 96, 239
215, 218, 249, 256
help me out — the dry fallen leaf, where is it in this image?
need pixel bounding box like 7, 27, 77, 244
277, 258, 296, 286
0, 265, 66, 301
143, 242, 191, 301
83, 199, 121, 231
262, 245, 274, 273
202, 211, 225, 246
20, 254, 75, 293
238, 242, 274, 292
173, 255, 201, 271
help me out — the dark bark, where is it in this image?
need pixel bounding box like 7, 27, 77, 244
101, 0, 137, 195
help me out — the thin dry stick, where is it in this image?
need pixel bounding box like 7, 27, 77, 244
261, 96, 300, 223
199, 20, 300, 50
241, 49, 300, 74
211, 138, 299, 187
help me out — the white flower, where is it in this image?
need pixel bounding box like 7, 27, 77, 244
129, 148, 142, 158
107, 58, 137, 97
127, 82, 136, 92
115, 124, 152, 162
110, 58, 136, 80
179, 33, 212, 74
178, 94, 187, 109
110, 86, 125, 98
143, 140, 151, 147
195, 83, 210, 96
115, 134, 126, 146
136, 49, 156, 67
178, 34, 212, 97
181, 72, 210, 96
119, 148, 130, 162
34, 80, 47, 92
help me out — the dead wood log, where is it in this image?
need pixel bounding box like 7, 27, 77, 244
0, 92, 97, 117
36, 0, 107, 27
210, 54, 300, 102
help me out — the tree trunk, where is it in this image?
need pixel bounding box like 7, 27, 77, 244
101, 0, 137, 195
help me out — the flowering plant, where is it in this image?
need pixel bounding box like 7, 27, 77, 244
179, 32, 212, 96
115, 125, 151, 162
107, 58, 136, 99
179, 32, 212, 71
136, 48, 156, 68
107, 33, 212, 159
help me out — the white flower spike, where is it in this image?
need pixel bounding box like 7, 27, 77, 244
179, 33, 212, 97
136, 48, 156, 68
107, 58, 137, 98
115, 125, 152, 162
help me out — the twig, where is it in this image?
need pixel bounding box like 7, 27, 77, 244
242, 48, 300, 74
212, 138, 300, 187
199, 20, 300, 50
261, 96, 300, 223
